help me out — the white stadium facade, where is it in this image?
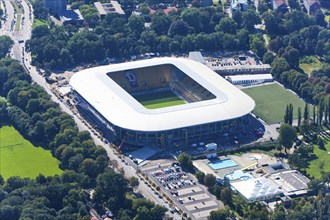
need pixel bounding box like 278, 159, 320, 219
70, 58, 255, 148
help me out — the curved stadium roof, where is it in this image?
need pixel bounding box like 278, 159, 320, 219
69, 57, 255, 132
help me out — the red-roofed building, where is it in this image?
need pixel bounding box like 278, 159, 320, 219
272, 0, 289, 13
163, 7, 177, 14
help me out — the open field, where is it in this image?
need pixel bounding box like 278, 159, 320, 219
306, 143, 330, 178
0, 96, 6, 103
11, 0, 23, 32
133, 90, 186, 109
299, 56, 322, 76
14, 14, 21, 31
242, 83, 308, 124
0, 126, 62, 179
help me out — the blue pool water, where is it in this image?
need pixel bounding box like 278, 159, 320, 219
208, 159, 238, 170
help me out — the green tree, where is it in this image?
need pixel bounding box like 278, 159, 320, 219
288, 103, 293, 126
0, 36, 14, 59
168, 20, 190, 37
242, 10, 261, 31
317, 137, 325, 150
204, 174, 216, 188
271, 57, 290, 78
195, 170, 205, 183
298, 107, 302, 127
304, 103, 309, 121
93, 170, 129, 214
0, 176, 4, 186
313, 105, 316, 124
178, 152, 193, 171
250, 36, 267, 58
220, 187, 232, 206
209, 208, 229, 220
263, 52, 275, 64
181, 8, 202, 33
127, 15, 145, 35
278, 124, 297, 153
151, 12, 171, 35
216, 17, 237, 34
128, 176, 139, 188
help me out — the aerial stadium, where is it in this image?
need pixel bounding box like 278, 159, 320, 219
70, 58, 255, 148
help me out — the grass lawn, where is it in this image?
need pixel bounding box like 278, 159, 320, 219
11, 0, 23, 32
242, 83, 309, 124
133, 90, 186, 109
0, 126, 62, 180
0, 96, 6, 103
14, 14, 21, 31
299, 56, 322, 76
306, 143, 330, 179
33, 19, 48, 29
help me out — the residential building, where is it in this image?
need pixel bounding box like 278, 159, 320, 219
231, 0, 248, 12
94, 1, 125, 19
304, 0, 321, 15
272, 0, 289, 13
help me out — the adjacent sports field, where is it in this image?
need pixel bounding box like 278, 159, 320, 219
306, 143, 330, 178
0, 126, 62, 180
242, 83, 308, 124
133, 90, 186, 109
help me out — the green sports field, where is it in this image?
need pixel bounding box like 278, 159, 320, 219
242, 83, 308, 124
133, 90, 186, 109
0, 126, 62, 180
306, 143, 330, 178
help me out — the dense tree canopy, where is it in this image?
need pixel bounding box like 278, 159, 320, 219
0, 36, 14, 59
0, 58, 166, 219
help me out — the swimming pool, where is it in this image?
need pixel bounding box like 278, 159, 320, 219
208, 159, 238, 170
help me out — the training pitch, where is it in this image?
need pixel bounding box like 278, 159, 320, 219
306, 143, 330, 178
242, 83, 307, 124
133, 90, 186, 109
0, 126, 62, 179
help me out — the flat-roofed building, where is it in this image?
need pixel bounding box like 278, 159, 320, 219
269, 170, 310, 197
230, 177, 283, 203
94, 2, 107, 19
59, 9, 84, 25
94, 1, 125, 19
226, 74, 273, 85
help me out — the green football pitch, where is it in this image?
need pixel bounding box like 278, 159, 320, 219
133, 90, 186, 109
242, 83, 308, 124
0, 126, 62, 180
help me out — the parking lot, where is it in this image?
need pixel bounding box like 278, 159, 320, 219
141, 159, 221, 220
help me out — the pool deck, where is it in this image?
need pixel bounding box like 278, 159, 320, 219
193, 153, 278, 179
193, 156, 241, 179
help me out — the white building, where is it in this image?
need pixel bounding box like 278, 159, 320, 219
205, 143, 217, 151
226, 74, 273, 85
70, 58, 255, 147
230, 177, 283, 203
